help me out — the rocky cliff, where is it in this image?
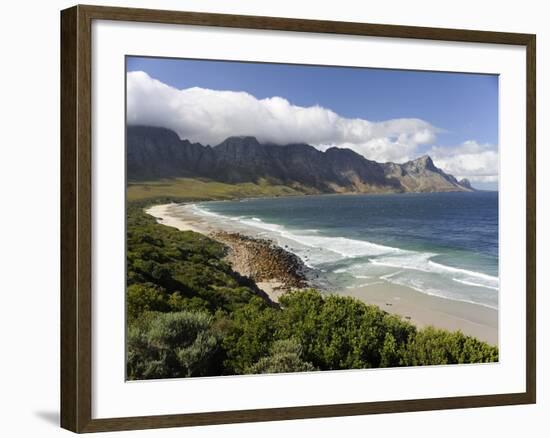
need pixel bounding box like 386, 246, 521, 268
127, 125, 473, 194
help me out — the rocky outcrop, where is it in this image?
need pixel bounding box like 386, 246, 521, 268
127, 125, 473, 193
211, 231, 309, 291
383, 155, 472, 192
459, 178, 473, 189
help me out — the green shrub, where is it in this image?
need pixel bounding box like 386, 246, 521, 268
403, 326, 499, 366
127, 311, 221, 379
247, 339, 316, 374
277, 290, 415, 370
127, 283, 170, 322
222, 297, 280, 374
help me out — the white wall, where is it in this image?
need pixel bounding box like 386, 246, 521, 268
0, 0, 546, 436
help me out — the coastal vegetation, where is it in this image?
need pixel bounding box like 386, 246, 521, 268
126, 205, 498, 380
127, 177, 315, 203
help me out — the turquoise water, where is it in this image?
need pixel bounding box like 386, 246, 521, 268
196, 192, 499, 309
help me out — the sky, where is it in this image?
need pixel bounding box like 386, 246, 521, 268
126, 56, 499, 190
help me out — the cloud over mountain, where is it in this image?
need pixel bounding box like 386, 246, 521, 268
127, 71, 498, 185
127, 71, 438, 163
428, 141, 498, 184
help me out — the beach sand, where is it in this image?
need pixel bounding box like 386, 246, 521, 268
146, 203, 498, 345
146, 203, 207, 233
341, 283, 497, 345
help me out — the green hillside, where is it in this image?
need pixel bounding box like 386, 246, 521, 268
127, 177, 317, 203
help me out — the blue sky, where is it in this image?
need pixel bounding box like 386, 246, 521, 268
126, 56, 499, 189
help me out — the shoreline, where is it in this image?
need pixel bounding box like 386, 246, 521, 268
146, 203, 309, 303
145, 202, 498, 345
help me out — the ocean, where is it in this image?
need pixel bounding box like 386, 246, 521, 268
194, 192, 499, 309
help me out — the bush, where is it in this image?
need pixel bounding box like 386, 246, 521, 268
127, 283, 170, 322
247, 339, 316, 374
278, 290, 415, 369
222, 297, 280, 374
403, 326, 499, 366
127, 310, 221, 379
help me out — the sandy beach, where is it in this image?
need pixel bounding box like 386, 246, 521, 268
146, 203, 207, 234
342, 283, 497, 344
146, 203, 498, 345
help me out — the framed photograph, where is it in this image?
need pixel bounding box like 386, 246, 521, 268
60, 4, 536, 433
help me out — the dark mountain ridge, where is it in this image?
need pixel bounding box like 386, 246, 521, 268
127, 125, 473, 194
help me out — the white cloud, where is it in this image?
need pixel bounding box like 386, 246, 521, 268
428, 141, 499, 183
127, 71, 499, 183
127, 71, 438, 162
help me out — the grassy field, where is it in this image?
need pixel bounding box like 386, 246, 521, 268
127, 177, 318, 202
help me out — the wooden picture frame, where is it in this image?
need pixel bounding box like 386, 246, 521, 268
60, 4, 536, 433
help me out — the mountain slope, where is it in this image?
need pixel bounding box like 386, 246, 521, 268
127, 126, 473, 194
382, 155, 470, 193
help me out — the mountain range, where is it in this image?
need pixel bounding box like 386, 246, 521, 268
127, 125, 473, 194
